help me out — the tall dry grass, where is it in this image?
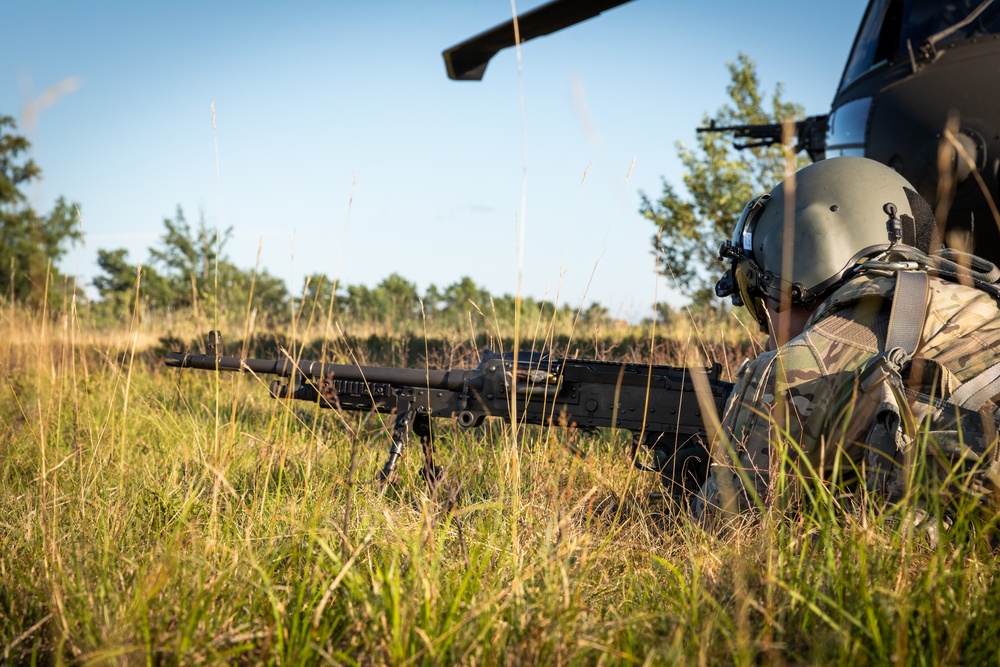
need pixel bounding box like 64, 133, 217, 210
2, 299, 999, 665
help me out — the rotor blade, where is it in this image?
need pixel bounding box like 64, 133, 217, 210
443, 0, 633, 81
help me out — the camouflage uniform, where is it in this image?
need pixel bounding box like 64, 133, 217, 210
693, 272, 1000, 520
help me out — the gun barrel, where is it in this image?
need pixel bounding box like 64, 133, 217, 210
163, 351, 465, 390
697, 123, 783, 138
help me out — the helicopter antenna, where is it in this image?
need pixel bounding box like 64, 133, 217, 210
442, 0, 633, 81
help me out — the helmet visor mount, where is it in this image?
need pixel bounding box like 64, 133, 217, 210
717, 194, 770, 328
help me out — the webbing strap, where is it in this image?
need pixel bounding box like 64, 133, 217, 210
951, 361, 1000, 411
859, 272, 931, 496
885, 271, 930, 356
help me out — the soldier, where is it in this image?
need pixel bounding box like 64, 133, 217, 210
693, 156, 1000, 527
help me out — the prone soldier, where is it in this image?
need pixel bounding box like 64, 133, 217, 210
695, 156, 1000, 528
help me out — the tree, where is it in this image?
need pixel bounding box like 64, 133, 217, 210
440, 276, 492, 325
297, 272, 339, 318
340, 283, 374, 321
640, 53, 808, 304
216, 262, 289, 321
377, 273, 420, 319
93, 206, 290, 322
93, 247, 172, 316
0, 115, 82, 307
147, 206, 233, 311
580, 301, 610, 326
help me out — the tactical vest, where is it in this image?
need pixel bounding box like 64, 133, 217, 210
856, 249, 1000, 509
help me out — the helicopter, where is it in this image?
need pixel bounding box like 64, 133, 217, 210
442, 0, 1000, 267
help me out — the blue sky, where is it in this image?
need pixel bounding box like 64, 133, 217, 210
3, 0, 868, 321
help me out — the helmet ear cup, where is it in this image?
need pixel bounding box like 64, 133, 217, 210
734, 261, 768, 331
716, 195, 772, 328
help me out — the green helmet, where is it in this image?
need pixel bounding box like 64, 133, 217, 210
716, 156, 930, 329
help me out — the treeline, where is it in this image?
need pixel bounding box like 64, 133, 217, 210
0, 116, 81, 309
0, 113, 715, 334
0, 115, 611, 330
6, 54, 804, 329
91, 207, 614, 331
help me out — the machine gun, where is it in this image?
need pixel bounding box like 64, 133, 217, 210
697, 114, 829, 163
164, 331, 733, 495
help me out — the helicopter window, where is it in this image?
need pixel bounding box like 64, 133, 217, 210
841, 0, 1000, 91
901, 0, 1000, 49
825, 97, 872, 158
841, 0, 904, 88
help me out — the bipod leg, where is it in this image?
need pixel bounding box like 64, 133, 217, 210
414, 414, 442, 487
629, 432, 660, 474
629, 432, 689, 512
377, 404, 413, 487
638, 431, 710, 507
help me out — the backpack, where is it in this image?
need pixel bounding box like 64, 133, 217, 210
858, 249, 1000, 511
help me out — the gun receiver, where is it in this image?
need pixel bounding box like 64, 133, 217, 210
697, 114, 828, 162
165, 331, 733, 495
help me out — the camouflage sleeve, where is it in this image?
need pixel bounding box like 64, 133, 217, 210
693, 339, 832, 521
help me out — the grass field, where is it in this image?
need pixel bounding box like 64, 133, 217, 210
2, 303, 1000, 665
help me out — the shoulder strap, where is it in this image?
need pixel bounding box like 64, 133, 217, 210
885, 271, 930, 357
950, 361, 1000, 411
857, 270, 930, 395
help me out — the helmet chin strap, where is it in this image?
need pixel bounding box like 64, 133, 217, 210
760, 307, 775, 346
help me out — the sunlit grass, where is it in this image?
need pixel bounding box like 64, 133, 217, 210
2, 299, 999, 665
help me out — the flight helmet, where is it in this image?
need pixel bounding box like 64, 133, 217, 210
715, 156, 934, 329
